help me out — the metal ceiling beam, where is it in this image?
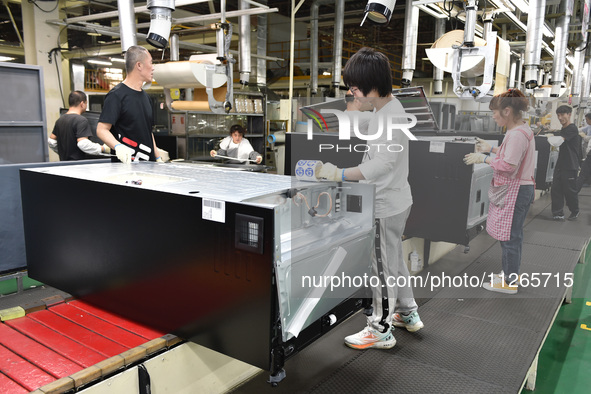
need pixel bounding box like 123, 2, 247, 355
54, 0, 211, 24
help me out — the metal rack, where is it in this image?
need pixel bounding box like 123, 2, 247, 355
169, 91, 266, 161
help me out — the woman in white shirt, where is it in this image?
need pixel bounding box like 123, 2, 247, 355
210, 124, 262, 164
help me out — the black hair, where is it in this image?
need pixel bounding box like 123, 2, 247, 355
342, 47, 392, 97
556, 105, 572, 115
488, 88, 528, 121
585, 113, 591, 120
229, 124, 245, 136
68, 90, 87, 107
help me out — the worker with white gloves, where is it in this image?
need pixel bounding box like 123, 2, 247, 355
49, 90, 111, 161
547, 135, 565, 147
464, 138, 496, 165
463, 89, 536, 294
210, 124, 262, 164
97, 46, 162, 163
314, 48, 423, 352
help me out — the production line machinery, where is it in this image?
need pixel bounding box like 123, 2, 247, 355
19, 162, 375, 384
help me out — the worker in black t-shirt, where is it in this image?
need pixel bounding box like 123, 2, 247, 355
97, 46, 163, 164
49, 91, 110, 161
549, 105, 582, 221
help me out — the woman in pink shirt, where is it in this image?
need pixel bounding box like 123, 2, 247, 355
464, 89, 536, 294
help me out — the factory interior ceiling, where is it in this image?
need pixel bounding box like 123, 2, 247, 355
0, 0, 586, 84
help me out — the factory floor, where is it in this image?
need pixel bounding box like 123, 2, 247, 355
232, 189, 591, 394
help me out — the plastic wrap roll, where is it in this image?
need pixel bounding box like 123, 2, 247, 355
425, 30, 487, 78
295, 160, 322, 181
268, 133, 286, 145
153, 54, 227, 89
170, 87, 228, 112
170, 100, 212, 111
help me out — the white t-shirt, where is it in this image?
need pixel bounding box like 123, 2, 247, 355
357, 98, 413, 218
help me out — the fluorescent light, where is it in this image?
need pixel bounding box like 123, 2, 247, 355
87, 59, 112, 66
0, 56, 15, 62
110, 57, 126, 63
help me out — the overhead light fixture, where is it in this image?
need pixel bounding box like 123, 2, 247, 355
110, 57, 126, 63
0, 56, 15, 62
87, 59, 113, 66
87, 32, 101, 37
361, 0, 397, 26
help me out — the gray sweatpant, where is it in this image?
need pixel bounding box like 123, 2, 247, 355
368, 207, 418, 332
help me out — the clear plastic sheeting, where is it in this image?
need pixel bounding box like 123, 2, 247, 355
263, 182, 375, 342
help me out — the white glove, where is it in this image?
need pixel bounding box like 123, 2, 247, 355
317, 162, 341, 181
114, 143, 135, 164
157, 148, 170, 162
48, 138, 58, 153
255, 155, 262, 164
156, 157, 165, 163
463, 152, 487, 165
102, 144, 111, 154
475, 138, 492, 153
547, 136, 564, 147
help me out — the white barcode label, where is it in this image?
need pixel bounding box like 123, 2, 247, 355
202, 199, 225, 223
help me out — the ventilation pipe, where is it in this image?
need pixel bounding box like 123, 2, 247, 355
572, 40, 587, 97
433, 18, 445, 94
257, 11, 268, 87
463, 0, 477, 47
509, 58, 517, 88
482, 11, 494, 42
332, 0, 345, 94
239, 0, 251, 85
117, 0, 137, 52
146, 0, 175, 49
582, 42, 591, 103
310, 0, 333, 95
550, 0, 574, 96
524, 0, 546, 89
401, 0, 419, 87
517, 53, 523, 89
170, 33, 179, 61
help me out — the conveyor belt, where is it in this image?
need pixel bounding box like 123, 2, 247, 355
0, 298, 170, 392
232, 191, 591, 393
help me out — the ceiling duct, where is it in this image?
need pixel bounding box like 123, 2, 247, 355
310, 0, 333, 95
146, 0, 175, 48
401, 0, 419, 87
524, 0, 546, 89
332, 0, 345, 92
550, 0, 574, 97
433, 18, 445, 94
362, 0, 396, 25
117, 0, 137, 52
239, 0, 251, 85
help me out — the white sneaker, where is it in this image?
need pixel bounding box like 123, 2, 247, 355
344, 325, 396, 350
392, 311, 424, 332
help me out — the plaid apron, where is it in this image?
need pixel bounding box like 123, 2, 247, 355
486, 128, 534, 241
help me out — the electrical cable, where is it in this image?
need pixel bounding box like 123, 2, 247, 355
293, 191, 333, 217
28, 0, 58, 13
